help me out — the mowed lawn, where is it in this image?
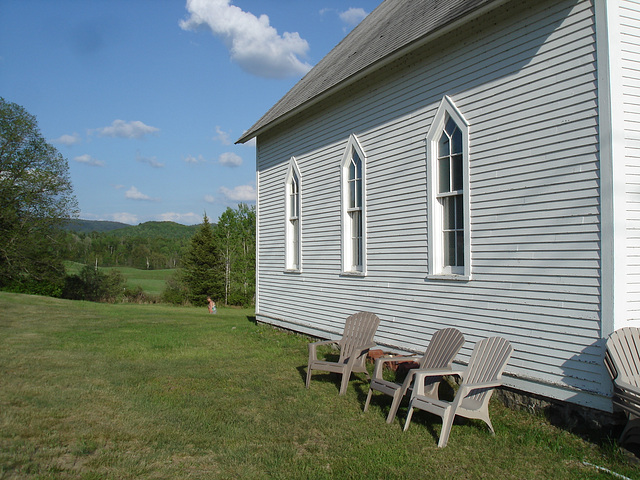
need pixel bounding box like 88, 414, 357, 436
64, 262, 173, 296
1, 292, 639, 480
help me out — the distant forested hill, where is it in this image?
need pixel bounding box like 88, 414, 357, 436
60, 221, 200, 270
108, 221, 199, 239
63, 219, 131, 234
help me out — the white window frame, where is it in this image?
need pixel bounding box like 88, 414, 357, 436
341, 134, 367, 275
426, 96, 471, 280
284, 157, 302, 272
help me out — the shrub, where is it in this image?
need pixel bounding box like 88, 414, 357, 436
61, 266, 125, 302
161, 273, 189, 305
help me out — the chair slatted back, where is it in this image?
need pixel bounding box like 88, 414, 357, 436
460, 336, 513, 409
338, 311, 380, 364
606, 327, 640, 388
420, 328, 465, 370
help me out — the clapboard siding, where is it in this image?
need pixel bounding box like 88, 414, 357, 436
623, 0, 640, 322
254, 0, 613, 405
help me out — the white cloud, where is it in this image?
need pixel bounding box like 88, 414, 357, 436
180, 0, 312, 78
219, 184, 256, 202
80, 212, 138, 224
339, 8, 368, 26
213, 125, 231, 145
136, 153, 164, 168
156, 212, 201, 224
74, 154, 104, 167
204, 194, 216, 203
94, 120, 159, 139
184, 154, 207, 164
218, 152, 242, 167
125, 186, 159, 202
110, 212, 139, 224
54, 133, 82, 146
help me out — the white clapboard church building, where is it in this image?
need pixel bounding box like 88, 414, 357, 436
238, 0, 640, 411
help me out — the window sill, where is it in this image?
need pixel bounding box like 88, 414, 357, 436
426, 274, 471, 282
284, 269, 302, 274
341, 271, 366, 277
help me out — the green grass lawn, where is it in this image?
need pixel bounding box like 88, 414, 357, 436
64, 262, 174, 296
1, 292, 638, 479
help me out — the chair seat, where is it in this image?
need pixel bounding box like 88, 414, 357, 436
311, 360, 348, 371
411, 395, 449, 415
369, 378, 401, 396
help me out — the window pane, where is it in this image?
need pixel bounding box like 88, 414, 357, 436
350, 210, 362, 268
452, 154, 463, 191
443, 231, 455, 267
444, 196, 455, 229
456, 231, 464, 267
452, 127, 462, 155
455, 194, 463, 229
445, 117, 457, 136
438, 132, 449, 158
354, 151, 362, 179
291, 218, 299, 267
349, 179, 355, 208
438, 158, 450, 193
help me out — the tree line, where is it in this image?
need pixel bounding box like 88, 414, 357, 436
168, 205, 256, 307
0, 97, 255, 306
61, 229, 192, 270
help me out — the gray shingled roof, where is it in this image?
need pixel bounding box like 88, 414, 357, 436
237, 0, 500, 143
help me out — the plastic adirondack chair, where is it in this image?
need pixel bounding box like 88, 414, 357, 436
403, 336, 513, 447
306, 311, 381, 395
363, 328, 465, 423
605, 327, 640, 445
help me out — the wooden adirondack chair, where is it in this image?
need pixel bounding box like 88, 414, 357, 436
403, 336, 513, 447
306, 311, 380, 395
605, 327, 640, 445
363, 327, 465, 423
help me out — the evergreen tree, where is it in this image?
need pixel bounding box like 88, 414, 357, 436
181, 214, 223, 305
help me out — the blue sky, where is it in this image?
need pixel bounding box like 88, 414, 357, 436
0, 0, 380, 225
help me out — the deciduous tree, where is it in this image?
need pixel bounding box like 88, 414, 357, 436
213, 204, 255, 306
0, 98, 77, 294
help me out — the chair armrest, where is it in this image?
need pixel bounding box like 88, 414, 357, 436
458, 380, 503, 395
309, 339, 338, 348
308, 339, 338, 361
411, 368, 465, 397
373, 354, 421, 378
614, 379, 640, 396
413, 368, 464, 380
344, 342, 378, 366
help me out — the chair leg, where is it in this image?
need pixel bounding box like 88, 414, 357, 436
386, 390, 403, 424
339, 371, 351, 395
363, 388, 373, 412
305, 366, 312, 389
438, 411, 455, 448
403, 406, 414, 431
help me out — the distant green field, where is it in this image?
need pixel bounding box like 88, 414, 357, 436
64, 262, 174, 296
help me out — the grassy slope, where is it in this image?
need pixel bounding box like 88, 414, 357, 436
0, 292, 638, 479
64, 262, 174, 296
